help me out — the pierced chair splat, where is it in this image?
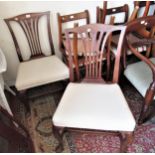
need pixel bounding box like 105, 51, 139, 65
96, 1, 129, 25
57, 10, 90, 65
4, 11, 69, 112
52, 24, 136, 153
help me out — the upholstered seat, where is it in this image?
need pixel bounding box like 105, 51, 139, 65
16, 56, 69, 91
124, 57, 155, 98
53, 83, 136, 131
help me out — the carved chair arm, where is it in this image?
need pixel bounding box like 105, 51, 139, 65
126, 36, 155, 81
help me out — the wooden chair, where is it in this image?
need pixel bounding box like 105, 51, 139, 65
111, 1, 155, 67
4, 11, 69, 112
130, 1, 155, 37
52, 24, 136, 153
124, 16, 155, 124
57, 10, 90, 64
96, 1, 129, 25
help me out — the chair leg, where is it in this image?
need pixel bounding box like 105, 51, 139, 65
52, 125, 64, 152
138, 82, 155, 124
18, 90, 30, 114
120, 132, 133, 153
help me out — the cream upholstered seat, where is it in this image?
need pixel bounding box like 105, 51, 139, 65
53, 83, 135, 131
124, 57, 155, 98
16, 55, 69, 91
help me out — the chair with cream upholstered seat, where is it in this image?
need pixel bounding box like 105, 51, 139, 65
124, 16, 155, 124
52, 24, 136, 153
4, 11, 69, 111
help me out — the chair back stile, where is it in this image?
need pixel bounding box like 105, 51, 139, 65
64, 24, 126, 83
134, 1, 155, 18
5, 11, 55, 62
57, 10, 90, 55
97, 2, 129, 25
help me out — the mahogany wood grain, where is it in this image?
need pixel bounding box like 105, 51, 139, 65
65, 24, 126, 83
96, 2, 129, 25
57, 10, 90, 56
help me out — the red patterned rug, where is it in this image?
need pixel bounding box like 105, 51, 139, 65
11, 80, 155, 152
66, 82, 155, 153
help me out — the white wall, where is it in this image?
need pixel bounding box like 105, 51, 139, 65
0, 1, 143, 85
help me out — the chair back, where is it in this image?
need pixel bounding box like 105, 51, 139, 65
96, 2, 128, 25
126, 16, 155, 58
65, 24, 126, 83
4, 11, 55, 62
57, 10, 90, 53
134, 1, 155, 18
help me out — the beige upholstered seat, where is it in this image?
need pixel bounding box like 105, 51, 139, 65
53, 83, 136, 131
124, 57, 155, 98
16, 56, 69, 91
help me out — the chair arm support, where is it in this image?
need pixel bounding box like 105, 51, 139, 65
126, 36, 155, 81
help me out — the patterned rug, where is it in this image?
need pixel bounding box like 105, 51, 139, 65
12, 80, 155, 153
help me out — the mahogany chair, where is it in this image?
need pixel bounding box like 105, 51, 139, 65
111, 1, 155, 67
57, 10, 90, 64
124, 16, 155, 124
4, 11, 69, 112
96, 1, 129, 25
52, 24, 136, 153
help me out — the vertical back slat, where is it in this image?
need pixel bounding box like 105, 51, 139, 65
65, 24, 127, 83
4, 11, 55, 62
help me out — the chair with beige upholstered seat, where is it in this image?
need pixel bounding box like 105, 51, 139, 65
4, 11, 69, 111
124, 16, 155, 124
52, 24, 136, 153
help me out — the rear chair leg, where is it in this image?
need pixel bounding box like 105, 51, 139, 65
52, 125, 64, 152
120, 132, 133, 153
18, 90, 30, 114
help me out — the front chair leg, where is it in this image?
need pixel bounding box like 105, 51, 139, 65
138, 82, 155, 124
52, 125, 65, 152
120, 132, 133, 153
